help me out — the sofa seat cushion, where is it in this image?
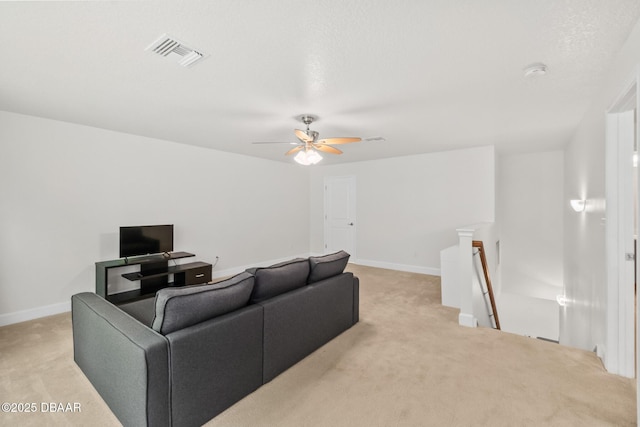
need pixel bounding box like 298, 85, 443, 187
151, 272, 255, 335
260, 272, 355, 382
308, 251, 350, 284
119, 297, 155, 327
247, 258, 310, 303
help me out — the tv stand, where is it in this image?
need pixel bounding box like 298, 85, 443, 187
95, 252, 212, 304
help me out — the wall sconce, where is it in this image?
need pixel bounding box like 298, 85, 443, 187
570, 199, 586, 212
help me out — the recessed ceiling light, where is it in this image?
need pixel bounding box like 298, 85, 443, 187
523, 62, 547, 77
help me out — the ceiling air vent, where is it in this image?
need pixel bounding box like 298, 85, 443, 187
145, 34, 207, 68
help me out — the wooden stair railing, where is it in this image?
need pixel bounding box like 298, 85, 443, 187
472, 240, 501, 330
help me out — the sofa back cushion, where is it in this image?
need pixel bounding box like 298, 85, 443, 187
151, 272, 255, 335
247, 258, 310, 303
308, 251, 350, 284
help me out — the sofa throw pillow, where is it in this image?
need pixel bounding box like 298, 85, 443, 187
151, 271, 254, 335
308, 250, 350, 283
247, 258, 310, 303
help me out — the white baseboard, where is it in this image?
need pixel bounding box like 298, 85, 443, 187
0, 301, 71, 327
459, 313, 478, 328
351, 258, 440, 276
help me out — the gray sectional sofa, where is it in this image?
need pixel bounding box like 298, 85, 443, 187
72, 251, 359, 427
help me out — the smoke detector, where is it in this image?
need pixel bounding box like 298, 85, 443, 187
523, 63, 547, 77
145, 34, 207, 68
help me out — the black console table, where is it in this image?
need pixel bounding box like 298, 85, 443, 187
95, 252, 212, 304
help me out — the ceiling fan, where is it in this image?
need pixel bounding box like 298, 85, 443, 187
253, 115, 383, 165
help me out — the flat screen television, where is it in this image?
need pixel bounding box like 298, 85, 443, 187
119, 224, 174, 258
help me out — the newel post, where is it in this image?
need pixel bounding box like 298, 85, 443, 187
457, 227, 477, 328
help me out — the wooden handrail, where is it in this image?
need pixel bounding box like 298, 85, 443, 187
472, 240, 501, 330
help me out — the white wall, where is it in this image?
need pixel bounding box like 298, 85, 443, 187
498, 293, 560, 339
309, 146, 496, 274
563, 17, 640, 351
496, 151, 563, 340
0, 111, 310, 323
563, 111, 607, 350
497, 151, 564, 298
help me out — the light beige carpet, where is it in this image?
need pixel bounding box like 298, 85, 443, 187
0, 264, 636, 426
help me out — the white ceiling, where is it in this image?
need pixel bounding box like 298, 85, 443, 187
1, 1, 639, 164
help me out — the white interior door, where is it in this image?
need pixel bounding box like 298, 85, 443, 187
324, 176, 356, 256
606, 107, 636, 378
618, 109, 636, 378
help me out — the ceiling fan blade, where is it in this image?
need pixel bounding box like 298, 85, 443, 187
285, 145, 304, 156
313, 144, 343, 155
252, 141, 297, 145
316, 137, 362, 145
362, 136, 386, 142
295, 129, 313, 143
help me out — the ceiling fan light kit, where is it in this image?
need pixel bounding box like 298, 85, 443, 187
294, 149, 323, 165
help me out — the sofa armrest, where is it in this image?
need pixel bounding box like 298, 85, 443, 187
353, 275, 360, 325
72, 292, 170, 427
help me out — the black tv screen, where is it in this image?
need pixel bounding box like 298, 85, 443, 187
119, 225, 174, 258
